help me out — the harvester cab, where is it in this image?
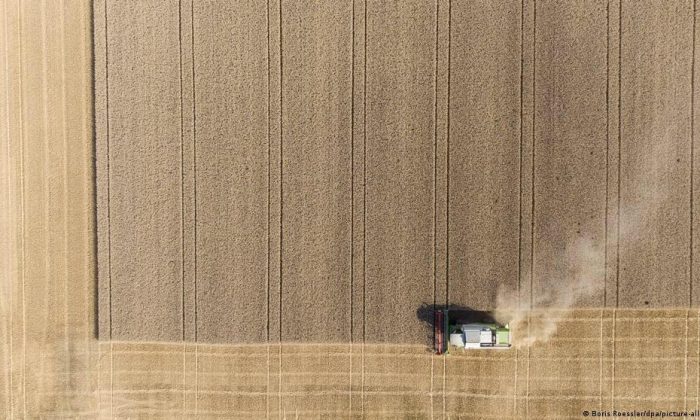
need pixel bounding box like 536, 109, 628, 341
434, 309, 511, 354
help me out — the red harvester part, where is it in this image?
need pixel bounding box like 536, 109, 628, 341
435, 310, 444, 355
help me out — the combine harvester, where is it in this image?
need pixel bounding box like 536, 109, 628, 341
434, 309, 512, 354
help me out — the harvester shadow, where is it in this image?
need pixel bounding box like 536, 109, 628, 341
415, 303, 498, 351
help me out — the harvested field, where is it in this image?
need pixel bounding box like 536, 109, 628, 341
2, 308, 700, 417
3, 0, 700, 418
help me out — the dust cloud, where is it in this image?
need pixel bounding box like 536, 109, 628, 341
493, 236, 605, 348
493, 136, 673, 348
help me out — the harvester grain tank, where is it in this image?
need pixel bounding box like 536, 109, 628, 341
434, 309, 512, 354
